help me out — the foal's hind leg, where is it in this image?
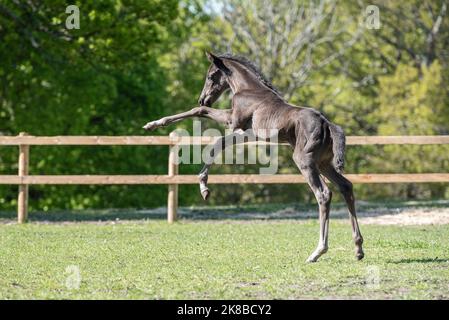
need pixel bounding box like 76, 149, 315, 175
321, 165, 364, 260
293, 151, 332, 263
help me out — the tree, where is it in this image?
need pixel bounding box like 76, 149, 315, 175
210, 0, 362, 102
373, 61, 449, 199
0, 0, 207, 210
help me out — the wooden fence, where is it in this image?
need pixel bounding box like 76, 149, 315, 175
1, 133, 449, 223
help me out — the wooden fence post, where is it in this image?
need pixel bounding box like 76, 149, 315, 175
18, 132, 29, 223
167, 132, 179, 223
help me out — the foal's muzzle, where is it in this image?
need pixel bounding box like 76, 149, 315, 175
198, 96, 211, 107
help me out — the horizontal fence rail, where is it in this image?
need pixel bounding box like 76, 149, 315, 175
2, 174, 449, 185
1, 135, 449, 145
1, 134, 448, 223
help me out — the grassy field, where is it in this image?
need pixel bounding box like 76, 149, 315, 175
1, 202, 449, 299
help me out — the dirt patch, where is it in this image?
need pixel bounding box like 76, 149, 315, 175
184, 204, 449, 226
357, 207, 449, 225
177, 203, 449, 226
1, 201, 448, 225
281, 203, 449, 226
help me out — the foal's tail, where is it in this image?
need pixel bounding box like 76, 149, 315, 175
329, 124, 346, 173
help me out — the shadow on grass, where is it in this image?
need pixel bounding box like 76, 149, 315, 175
388, 258, 449, 264
1, 199, 448, 223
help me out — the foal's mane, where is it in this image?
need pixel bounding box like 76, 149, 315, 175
218, 53, 283, 97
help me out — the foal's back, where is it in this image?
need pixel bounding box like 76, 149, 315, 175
249, 90, 333, 151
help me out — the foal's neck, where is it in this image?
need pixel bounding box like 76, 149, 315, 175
225, 60, 272, 96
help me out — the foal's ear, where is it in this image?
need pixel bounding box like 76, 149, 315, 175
205, 51, 232, 76
205, 51, 216, 62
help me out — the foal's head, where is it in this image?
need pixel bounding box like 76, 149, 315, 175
198, 52, 231, 107
199, 52, 283, 107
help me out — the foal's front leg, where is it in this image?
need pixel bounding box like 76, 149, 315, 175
198, 132, 248, 200
143, 107, 231, 130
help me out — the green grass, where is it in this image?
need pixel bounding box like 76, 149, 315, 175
1, 215, 449, 299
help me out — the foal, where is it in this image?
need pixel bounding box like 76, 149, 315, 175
143, 52, 364, 262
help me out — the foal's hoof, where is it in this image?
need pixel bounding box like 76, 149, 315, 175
306, 247, 328, 263
306, 256, 319, 263
306, 253, 321, 263
142, 121, 160, 131
201, 188, 210, 201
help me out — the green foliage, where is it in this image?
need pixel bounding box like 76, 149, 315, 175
0, 0, 205, 210
370, 61, 449, 198
378, 61, 446, 135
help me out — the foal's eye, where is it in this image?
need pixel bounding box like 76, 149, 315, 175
208, 71, 220, 81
